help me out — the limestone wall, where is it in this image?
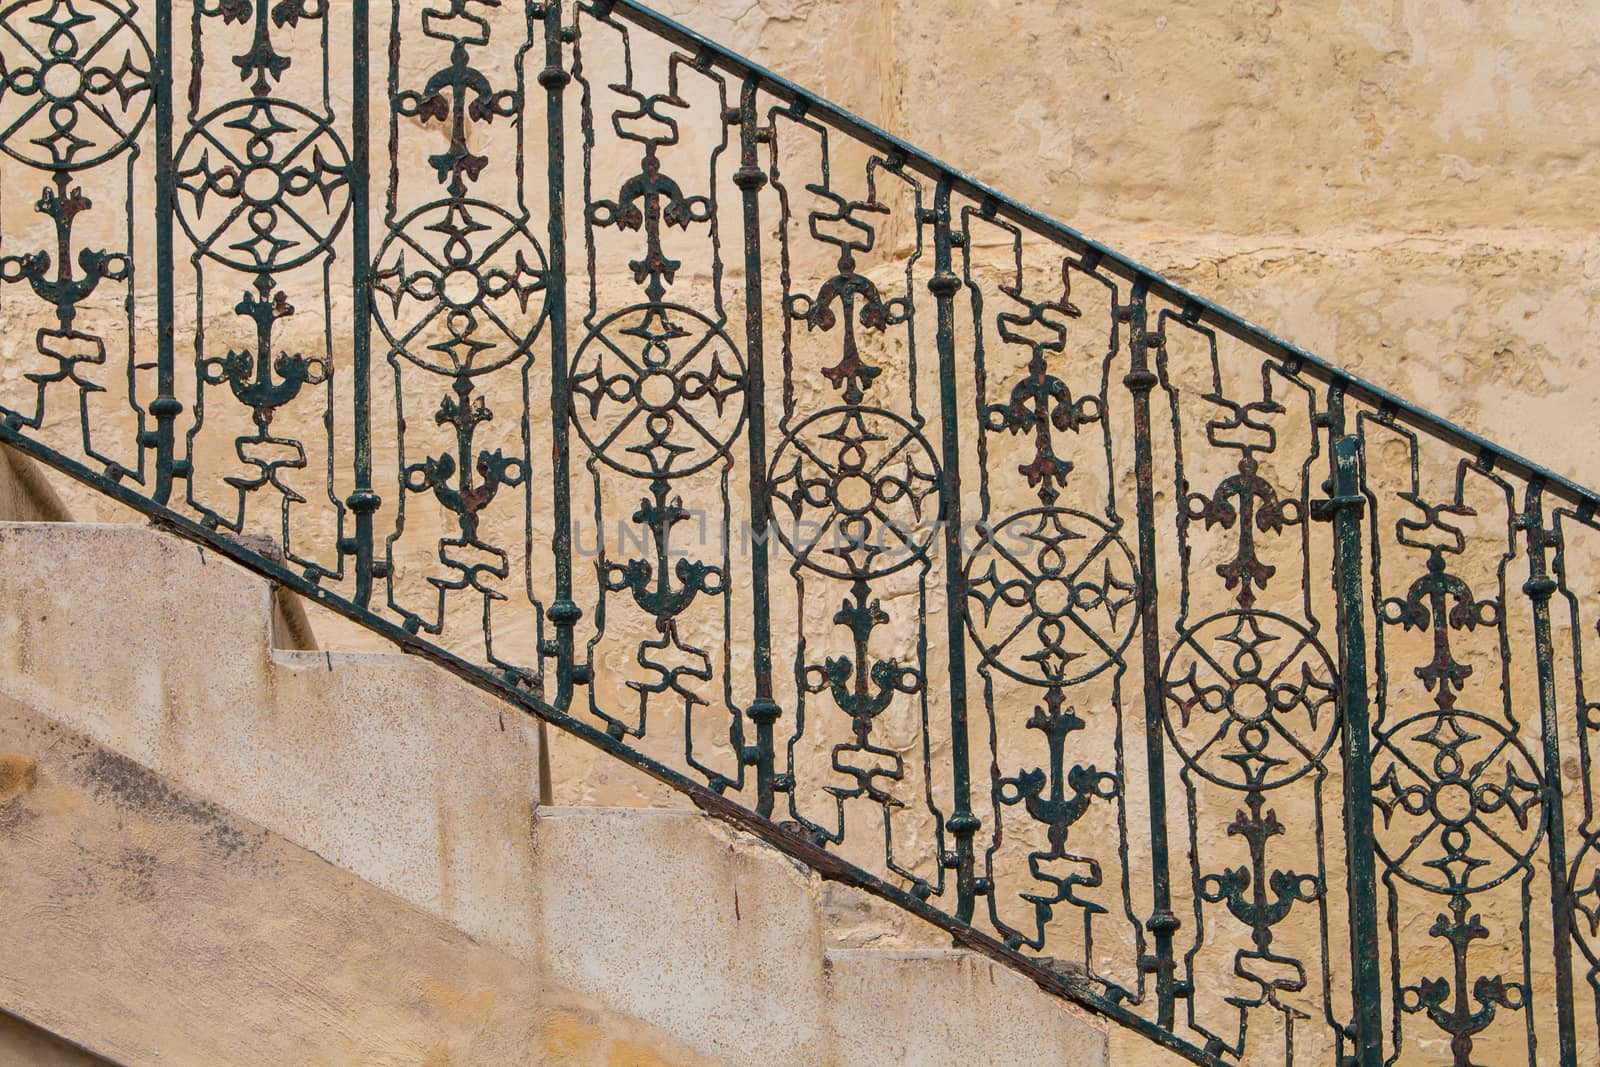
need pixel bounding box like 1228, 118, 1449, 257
655, 0, 1600, 486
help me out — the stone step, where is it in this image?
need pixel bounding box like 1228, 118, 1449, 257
533, 806, 1109, 1066
0, 521, 543, 957
0, 521, 1110, 1065
0, 1009, 115, 1067
0, 698, 705, 1067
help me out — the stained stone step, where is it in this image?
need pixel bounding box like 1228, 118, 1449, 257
0, 521, 1110, 1066
0, 698, 704, 1067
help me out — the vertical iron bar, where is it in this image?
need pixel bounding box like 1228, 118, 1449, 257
733, 77, 780, 814
929, 176, 978, 920
1324, 389, 1384, 1067
347, 0, 378, 606
150, 0, 179, 502
1522, 482, 1580, 1067
1124, 277, 1179, 1028
539, 3, 580, 707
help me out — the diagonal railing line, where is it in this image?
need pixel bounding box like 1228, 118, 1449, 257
604, 0, 1600, 516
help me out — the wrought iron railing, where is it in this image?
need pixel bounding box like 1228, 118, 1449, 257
0, 3, 1596, 1064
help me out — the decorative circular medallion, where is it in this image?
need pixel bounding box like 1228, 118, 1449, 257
1570, 836, 1600, 959
1371, 709, 1543, 894
570, 303, 746, 479
767, 406, 941, 581
174, 98, 351, 274
1161, 610, 1338, 789
0, 0, 155, 171
371, 199, 550, 375
965, 507, 1138, 686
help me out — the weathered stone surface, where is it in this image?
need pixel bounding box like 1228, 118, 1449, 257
0, 522, 544, 959
0, 697, 707, 1067
824, 949, 1110, 1067
0, 447, 72, 524
530, 806, 1109, 1065
0, 521, 1110, 1066
0, 753, 36, 803
531, 806, 834, 1062
0, 1011, 111, 1067
651, 0, 1600, 489
1149, 231, 1600, 486
659, 0, 1600, 243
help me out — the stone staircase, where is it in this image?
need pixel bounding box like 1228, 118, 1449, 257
0, 518, 1110, 1066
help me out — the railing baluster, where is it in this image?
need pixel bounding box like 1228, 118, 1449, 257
929, 176, 978, 921
1521, 481, 1580, 1067
733, 76, 780, 816
1124, 276, 1180, 1029
539, 1, 581, 708
150, 1, 179, 504
1321, 391, 1383, 1067
348, 0, 378, 607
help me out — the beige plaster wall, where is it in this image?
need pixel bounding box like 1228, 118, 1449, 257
655, 0, 1600, 487
0, 11, 1585, 620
